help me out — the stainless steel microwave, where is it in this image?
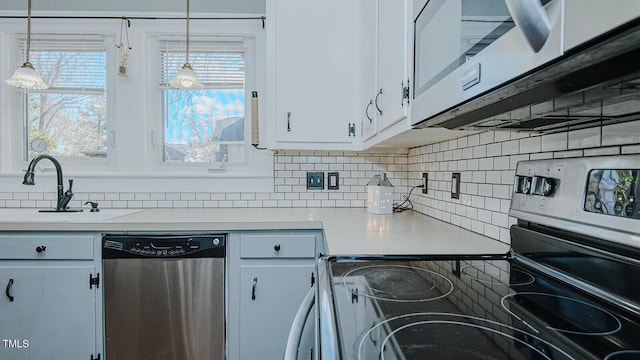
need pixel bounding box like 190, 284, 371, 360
411, 0, 564, 126
410, 0, 640, 132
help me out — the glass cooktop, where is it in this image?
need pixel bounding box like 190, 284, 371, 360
327, 257, 640, 360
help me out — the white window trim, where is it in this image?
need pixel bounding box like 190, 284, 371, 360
0, 14, 273, 193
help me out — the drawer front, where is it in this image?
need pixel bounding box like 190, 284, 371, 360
0, 233, 95, 260
240, 233, 316, 259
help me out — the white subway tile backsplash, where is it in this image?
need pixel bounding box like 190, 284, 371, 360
473, 145, 487, 158
467, 134, 480, 147
494, 131, 511, 142
480, 132, 494, 145
584, 147, 619, 157
569, 127, 601, 149
502, 140, 519, 155
541, 133, 567, 152
602, 121, 640, 146
519, 136, 541, 153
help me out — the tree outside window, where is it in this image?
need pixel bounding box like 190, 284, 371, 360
161, 46, 245, 164
25, 41, 107, 161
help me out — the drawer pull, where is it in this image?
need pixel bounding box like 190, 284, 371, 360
6, 278, 14, 302
36, 245, 47, 253
274, 244, 281, 252
251, 277, 258, 300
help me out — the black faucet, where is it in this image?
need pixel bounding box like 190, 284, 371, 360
23, 154, 76, 212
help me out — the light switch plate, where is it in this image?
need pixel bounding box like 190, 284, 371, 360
307, 172, 324, 190
422, 173, 428, 194
328, 172, 339, 190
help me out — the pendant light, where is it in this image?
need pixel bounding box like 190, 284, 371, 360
5, 0, 49, 90
168, 0, 204, 90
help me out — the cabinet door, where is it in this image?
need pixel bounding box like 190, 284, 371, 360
376, 0, 409, 131
356, 0, 378, 141
239, 264, 314, 360
269, 0, 355, 147
0, 265, 96, 359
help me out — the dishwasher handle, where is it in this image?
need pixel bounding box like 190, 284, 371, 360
284, 287, 315, 360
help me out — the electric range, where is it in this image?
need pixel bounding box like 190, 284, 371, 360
315, 155, 640, 359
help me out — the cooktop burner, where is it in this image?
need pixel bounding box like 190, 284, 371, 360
327, 258, 640, 360
342, 264, 453, 302
357, 313, 574, 360
605, 350, 640, 359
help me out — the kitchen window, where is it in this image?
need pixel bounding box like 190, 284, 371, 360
0, 18, 270, 192
18, 34, 110, 164
158, 38, 246, 165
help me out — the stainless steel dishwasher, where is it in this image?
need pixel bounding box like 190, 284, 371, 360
102, 234, 225, 360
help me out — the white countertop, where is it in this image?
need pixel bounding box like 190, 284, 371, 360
0, 208, 510, 256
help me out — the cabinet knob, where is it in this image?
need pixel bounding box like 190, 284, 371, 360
274, 244, 281, 252
36, 245, 47, 253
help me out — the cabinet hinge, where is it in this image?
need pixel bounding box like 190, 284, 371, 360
89, 273, 100, 289
402, 78, 410, 106
90, 354, 101, 360
348, 122, 356, 137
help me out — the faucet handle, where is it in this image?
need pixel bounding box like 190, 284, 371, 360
67, 178, 74, 191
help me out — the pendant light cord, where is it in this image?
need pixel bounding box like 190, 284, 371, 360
26, 0, 31, 63
185, 0, 190, 65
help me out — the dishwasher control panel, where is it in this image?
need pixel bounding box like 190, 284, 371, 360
103, 234, 226, 258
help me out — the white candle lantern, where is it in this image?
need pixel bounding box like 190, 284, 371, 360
367, 173, 394, 214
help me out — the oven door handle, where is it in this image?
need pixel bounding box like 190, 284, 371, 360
504, 0, 553, 52
284, 286, 315, 360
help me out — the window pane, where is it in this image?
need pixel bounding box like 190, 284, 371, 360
163, 89, 245, 163
27, 93, 108, 159
26, 49, 107, 160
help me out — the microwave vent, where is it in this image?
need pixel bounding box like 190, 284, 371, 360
413, 20, 640, 134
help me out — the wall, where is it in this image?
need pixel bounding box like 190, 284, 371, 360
0, 151, 410, 210
407, 120, 640, 243
2, 120, 639, 246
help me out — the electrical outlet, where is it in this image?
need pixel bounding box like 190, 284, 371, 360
422, 173, 428, 194
307, 172, 324, 190
328, 172, 339, 190
451, 172, 461, 199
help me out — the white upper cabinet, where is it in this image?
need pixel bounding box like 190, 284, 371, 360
266, 0, 358, 150
376, 0, 410, 132
356, 0, 412, 148
354, 0, 378, 142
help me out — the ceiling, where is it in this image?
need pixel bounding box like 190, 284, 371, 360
0, 0, 266, 14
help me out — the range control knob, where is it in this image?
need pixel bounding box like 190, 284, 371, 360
534, 177, 556, 196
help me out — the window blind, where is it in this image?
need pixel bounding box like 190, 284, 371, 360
18, 34, 106, 93
160, 40, 245, 89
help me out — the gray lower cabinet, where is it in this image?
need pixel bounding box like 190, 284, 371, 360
228, 230, 322, 360
0, 232, 101, 360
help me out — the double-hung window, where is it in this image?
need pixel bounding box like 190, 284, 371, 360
159, 37, 247, 166
20, 34, 109, 164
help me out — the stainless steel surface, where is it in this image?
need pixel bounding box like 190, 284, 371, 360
412, 4, 640, 133
317, 257, 339, 360
504, 0, 551, 52
104, 257, 224, 359
509, 154, 640, 248
284, 287, 315, 360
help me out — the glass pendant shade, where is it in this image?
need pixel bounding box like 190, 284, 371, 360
6, 0, 49, 90
168, 63, 203, 90
168, 0, 203, 90
6, 62, 49, 90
